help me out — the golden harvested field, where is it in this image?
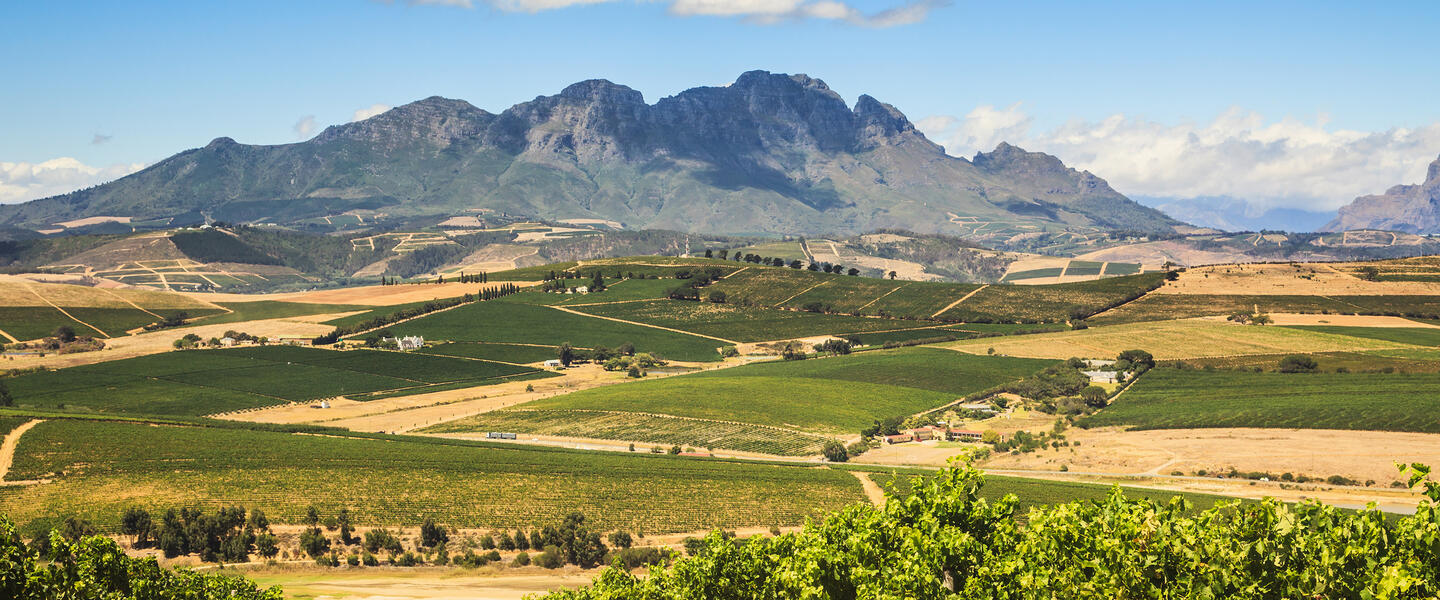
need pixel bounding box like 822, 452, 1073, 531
1159, 263, 1440, 295
939, 319, 1413, 360
0, 275, 218, 309
180, 280, 538, 306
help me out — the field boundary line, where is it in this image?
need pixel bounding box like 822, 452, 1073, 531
23, 284, 110, 338
776, 280, 831, 306
343, 297, 477, 339
0, 419, 44, 482
94, 287, 165, 320
857, 283, 908, 312
549, 305, 739, 345
0, 327, 17, 344
930, 284, 989, 319
721, 266, 749, 280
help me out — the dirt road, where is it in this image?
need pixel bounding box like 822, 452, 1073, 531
0, 419, 43, 483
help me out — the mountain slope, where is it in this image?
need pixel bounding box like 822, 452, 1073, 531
1324, 155, 1440, 233
0, 71, 1180, 237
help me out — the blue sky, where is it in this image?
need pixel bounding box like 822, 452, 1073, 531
3, 0, 1438, 228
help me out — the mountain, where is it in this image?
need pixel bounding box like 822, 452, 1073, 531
1324, 155, 1440, 233
0, 71, 1180, 237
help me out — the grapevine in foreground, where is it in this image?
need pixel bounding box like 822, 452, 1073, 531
546, 463, 1440, 599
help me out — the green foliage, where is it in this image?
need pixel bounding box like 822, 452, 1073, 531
422, 409, 828, 456
543, 464, 1440, 599
0, 515, 280, 599
1278, 354, 1319, 373
821, 439, 848, 463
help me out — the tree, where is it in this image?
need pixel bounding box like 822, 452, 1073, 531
1080, 386, 1109, 409
0, 381, 11, 408
888, 270, 897, 280
337, 508, 355, 545
1251, 313, 1273, 325
707, 290, 727, 303
1116, 349, 1155, 370
515, 529, 530, 551
822, 440, 849, 463
499, 532, 516, 551
120, 507, 153, 548
558, 343, 575, 367
608, 531, 633, 549
981, 429, 1001, 444
255, 533, 279, 558
590, 271, 606, 292
304, 506, 320, 527
847, 268, 860, 276
420, 517, 449, 547
1358, 265, 1380, 281
1278, 354, 1319, 373
51, 325, 77, 343
704, 249, 713, 258
299, 527, 330, 558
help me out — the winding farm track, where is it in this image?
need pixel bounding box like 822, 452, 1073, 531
0, 419, 43, 484
850, 471, 887, 507
547, 305, 739, 345
23, 285, 109, 337
930, 284, 989, 319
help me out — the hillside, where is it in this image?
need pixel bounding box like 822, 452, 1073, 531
1325, 154, 1440, 233
0, 71, 1180, 238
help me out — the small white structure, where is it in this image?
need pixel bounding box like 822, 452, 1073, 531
575, 286, 589, 294
1082, 370, 1119, 384
319, 399, 331, 409
1083, 359, 1116, 368
219, 337, 236, 347
397, 335, 424, 351
543, 359, 564, 369
958, 402, 997, 414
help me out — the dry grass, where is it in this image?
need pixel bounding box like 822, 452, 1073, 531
1160, 263, 1440, 296
939, 319, 1412, 360
0, 276, 218, 309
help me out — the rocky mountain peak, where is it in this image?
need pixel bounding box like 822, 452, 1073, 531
559, 79, 645, 106
1324, 153, 1440, 234
972, 142, 1068, 175
1428, 154, 1440, 183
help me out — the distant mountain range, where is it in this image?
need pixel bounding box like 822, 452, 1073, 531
1325, 154, 1440, 234
0, 71, 1180, 237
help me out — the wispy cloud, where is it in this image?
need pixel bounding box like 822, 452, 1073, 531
382, 0, 946, 26
351, 104, 392, 122
0, 158, 146, 205
90, 133, 113, 146
918, 105, 1440, 215
293, 115, 317, 139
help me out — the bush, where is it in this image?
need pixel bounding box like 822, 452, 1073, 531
512, 551, 531, 567
536, 545, 566, 569
1278, 354, 1319, 373
298, 527, 330, 558
822, 440, 849, 463
608, 531, 633, 549
610, 546, 677, 569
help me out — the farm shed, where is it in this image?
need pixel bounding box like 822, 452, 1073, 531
946, 429, 983, 442
884, 433, 914, 444
1082, 370, 1119, 383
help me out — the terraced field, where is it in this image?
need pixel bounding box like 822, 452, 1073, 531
0, 419, 865, 534
2, 346, 549, 415
942, 319, 1413, 360
939, 273, 1166, 322
382, 298, 725, 361
1083, 368, 1440, 432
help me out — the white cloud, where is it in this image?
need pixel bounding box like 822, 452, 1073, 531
918, 105, 1440, 214
352, 103, 393, 122
90, 133, 113, 146
0, 158, 146, 205
384, 0, 944, 26
293, 115, 317, 139
669, 0, 946, 26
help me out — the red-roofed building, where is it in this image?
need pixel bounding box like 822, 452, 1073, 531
947, 429, 984, 442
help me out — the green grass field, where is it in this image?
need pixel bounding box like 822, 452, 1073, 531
512, 349, 1052, 437
1082, 368, 1440, 432
0, 306, 220, 340
942, 273, 1167, 322
703, 269, 982, 319
1002, 268, 1064, 281
381, 299, 725, 361
2, 346, 548, 416
0, 419, 865, 534
190, 301, 368, 327
416, 342, 561, 364
501, 278, 677, 306
571, 300, 942, 342
1283, 325, 1440, 346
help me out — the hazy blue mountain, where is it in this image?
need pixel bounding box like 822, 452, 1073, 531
0, 71, 1181, 237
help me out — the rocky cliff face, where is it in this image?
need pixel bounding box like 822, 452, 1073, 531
1324, 155, 1440, 233
0, 71, 1180, 236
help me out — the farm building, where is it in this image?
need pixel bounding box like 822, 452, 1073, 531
1082, 370, 1119, 383
543, 359, 564, 368
958, 402, 996, 414
486, 432, 518, 440
946, 429, 984, 442
1083, 359, 1117, 368
276, 336, 312, 346
911, 426, 940, 441
398, 336, 424, 351
219, 337, 236, 347
884, 433, 914, 444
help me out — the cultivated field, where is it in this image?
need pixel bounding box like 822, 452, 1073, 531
0, 419, 865, 534
0, 276, 224, 340
570, 300, 941, 343
382, 298, 726, 361
3, 346, 550, 416
1083, 368, 1440, 432
942, 319, 1414, 360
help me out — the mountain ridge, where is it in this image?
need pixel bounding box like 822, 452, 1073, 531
1324, 155, 1440, 233
0, 70, 1181, 237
